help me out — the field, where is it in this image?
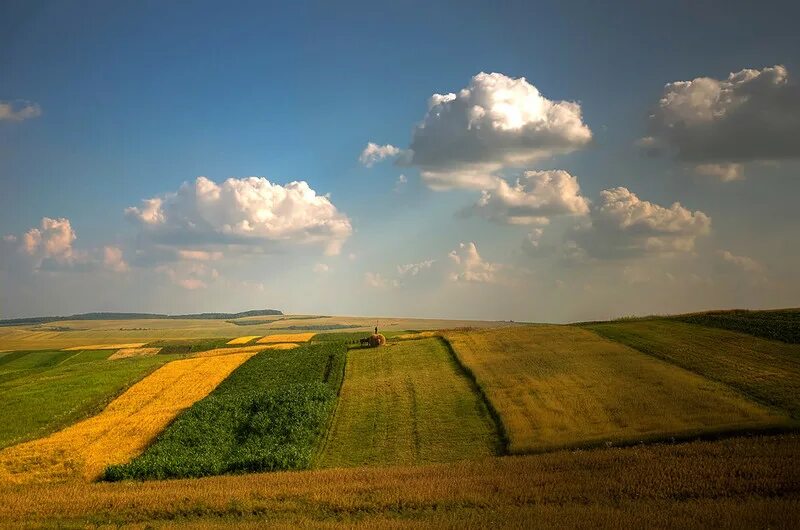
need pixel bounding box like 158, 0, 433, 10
318, 337, 500, 468
106, 343, 346, 480
0, 434, 796, 527
443, 325, 788, 453
0, 352, 255, 483
586, 320, 800, 418
0, 348, 179, 448
671, 308, 800, 343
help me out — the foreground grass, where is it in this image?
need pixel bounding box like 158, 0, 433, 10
443, 326, 787, 454
0, 435, 797, 527
586, 319, 800, 419
318, 338, 500, 468
0, 353, 254, 483
0, 349, 178, 449
670, 308, 800, 343
105, 343, 346, 480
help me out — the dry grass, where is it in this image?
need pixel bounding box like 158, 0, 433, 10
107, 347, 161, 360
0, 434, 796, 527
191, 343, 297, 358
63, 343, 146, 351
443, 326, 788, 454
0, 353, 255, 483
257, 332, 316, 343
226, 335, 261, 345
395, 331, 440, 340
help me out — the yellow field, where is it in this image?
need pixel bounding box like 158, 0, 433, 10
226, 335, 261, 345
63, 342, 146, 351
0, 352, 255, 483
190, 343, 297, 358
107, 347, 161, 360
395, 331, 440, 340
0, 434, 796, 527
257, 332, 316, 343
443, 326, 788, 453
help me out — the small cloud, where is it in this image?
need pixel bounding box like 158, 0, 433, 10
103, 246, 129, 273
397, 259, 435, 276
0, 100, 42, 122
359, 142, 403, 167
394, 174, 408, 192
364, 272, 399, 289
716, 250, 763, 273
694, 163, 744, 182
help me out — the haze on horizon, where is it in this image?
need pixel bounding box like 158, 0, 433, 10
1, 0, 799, 323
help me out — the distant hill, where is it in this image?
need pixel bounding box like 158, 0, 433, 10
0, 309, 283, 327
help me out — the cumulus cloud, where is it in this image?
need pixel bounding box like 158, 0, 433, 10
103, 246, 129, 273
359, 143, 403, 167
571, 187, 711, 258
448, 242, 501, 283
364, 271, 399, 289
126, 176, 352, 256
694, 163, 744, 182
397, 259, 435, 276
0, 100, 42, 122
642, 65, 800, 177
716, 250, 763, 273
467, 170, 590, 225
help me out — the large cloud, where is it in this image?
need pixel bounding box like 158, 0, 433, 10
20, 217, 76, 264
364, 72, 592, 190
126, 176, 352, 255
466, 170, 589, 225
642, 65, 800, 177
0, 100, 41, 122
570, 187, 711, 258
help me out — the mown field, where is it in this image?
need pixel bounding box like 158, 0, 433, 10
319, 337, 500, 468
443, 325, 788, 453
586, 320, 800, 419
0, 434, 797, 527
106, 342, 347, 480
0, 348, 179, 449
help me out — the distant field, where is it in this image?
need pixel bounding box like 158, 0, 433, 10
1, 434, 797, 527
443, 326, 787, 453
106, 343, 346, 480
670, 308, 800, 343
0, 353, 254, 483
0, 349, 178, 449
319, 337, 500, 468
586, 320, 800, 418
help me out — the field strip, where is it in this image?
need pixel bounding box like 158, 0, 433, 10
318, 337, 499, 468
0, 353, 255, 483
226, 335, 261, 345
108, 347, 161, 360
63, 343, 146, 351
257, 332, 316, 343
443, 326, 790, 454
190, 343, 297, 358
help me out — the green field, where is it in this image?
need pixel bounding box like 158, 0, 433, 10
105, 342, 346, 480
586, 319, 800, 418
318, 337, 500, 468
0, 349, 179, 449
670, 308, 800, 343
443, 326, 788, 453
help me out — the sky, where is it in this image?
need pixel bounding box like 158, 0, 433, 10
1, 0, 799, 322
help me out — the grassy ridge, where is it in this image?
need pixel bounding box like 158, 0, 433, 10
104, 342, 346, 480
443, 326, 786, 454
586, 320, 800, 419
318, 338, 500, 468
0, 349, 179, 449
671, 309, 800, 343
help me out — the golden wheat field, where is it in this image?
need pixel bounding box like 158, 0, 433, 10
190, 343, 298, 358
226, 335, 261, 345
63, 342, 147, 351
0, 434, 796, 527
257, 332, 316, 343
107, 347, 162, 360
443, 326, 788, 453
0, 352, 255, 483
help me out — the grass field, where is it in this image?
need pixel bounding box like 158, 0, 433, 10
105, 343, 347, 480
671, 308, 800, 343
586, 320, 800, 419
443, 326, 788, 453
318, 337, 500, 468
0, 349, 179, 449
0, 353, 255, 483
0, 434, 796, 527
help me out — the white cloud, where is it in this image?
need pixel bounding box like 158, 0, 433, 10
397, 259, 435, 276
408, 72, 592, 190
642, 65, 800, 174
694, 163, 744, 182
313, 263, 330, 273
21, 217, 76, 264
716, 250, 763, 273
467, 170, 590, 225
0, 100, 42, 122
177, 249, 224, 261
394, 174, 408, 192
126, 176, 352, 256
364, 271, 399, 289
103, 246, 129, 273
448, 242, 501, 283
158, 261, 219, 290
359, 143, 403, 167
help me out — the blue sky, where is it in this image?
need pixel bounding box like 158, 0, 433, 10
1, 0, 799, 321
